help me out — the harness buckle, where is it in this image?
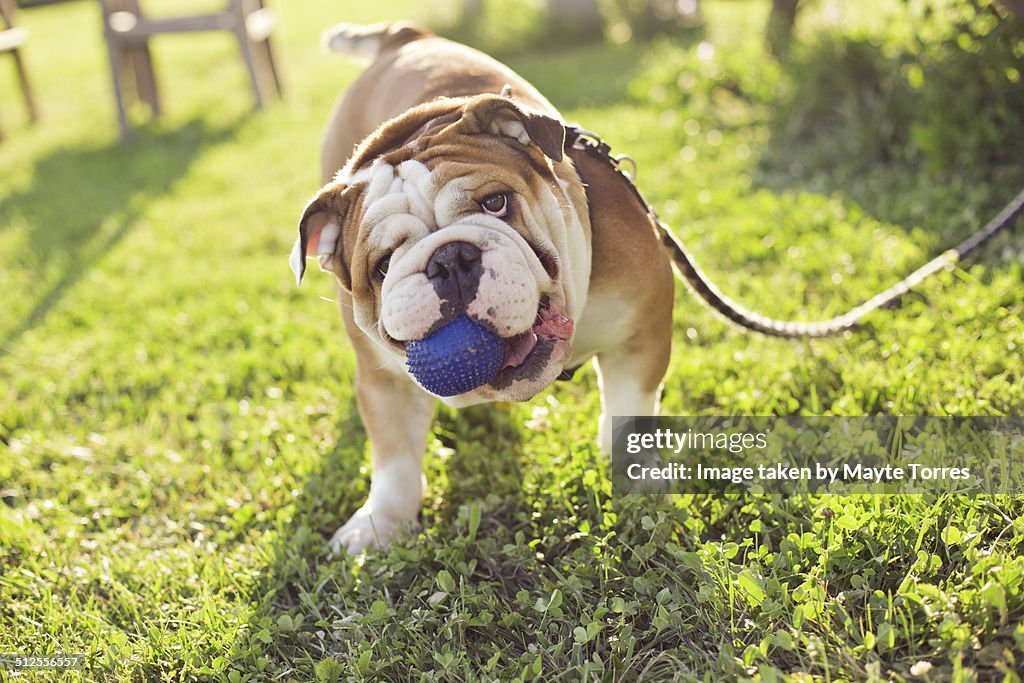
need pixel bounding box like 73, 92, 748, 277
569, 128, 609, 156
566, 126, 639, 181
613, 154, 637, 182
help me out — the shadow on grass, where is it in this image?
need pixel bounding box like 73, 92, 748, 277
227, 402, 530, 678
0, 118, 241, 353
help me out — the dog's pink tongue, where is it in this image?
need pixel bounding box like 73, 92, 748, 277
503, 331, 538, 369
501, 304, 574, 370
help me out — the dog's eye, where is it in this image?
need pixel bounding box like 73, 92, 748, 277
480, 193, 510, 218
374, 255, 391, 281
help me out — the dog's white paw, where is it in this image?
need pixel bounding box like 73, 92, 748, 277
327, 504, 418, 556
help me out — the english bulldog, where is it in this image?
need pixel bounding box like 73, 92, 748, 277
291, 22, 675, 555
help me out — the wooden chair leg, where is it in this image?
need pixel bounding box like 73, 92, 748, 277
247, 35, 281, 101
129, 42, 160, 116
103, 39, 133, 139
11, 49, 38, 122
259, 35, 283, 97
235, 29, 265, 109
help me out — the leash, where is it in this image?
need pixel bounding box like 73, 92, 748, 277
565, 126, 1024, 339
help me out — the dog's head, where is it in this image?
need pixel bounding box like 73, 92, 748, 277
291, 94, 592, 405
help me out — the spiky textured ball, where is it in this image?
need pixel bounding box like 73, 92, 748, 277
406, 315, 505, 397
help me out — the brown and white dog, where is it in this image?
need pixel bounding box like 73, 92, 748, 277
291, 22, 674, 554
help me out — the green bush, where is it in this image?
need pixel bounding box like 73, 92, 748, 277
909, 0, 1024, 171
773, 37, 916, 170
772, 0, 1024, 176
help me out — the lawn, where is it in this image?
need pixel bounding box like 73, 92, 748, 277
1, 0, 1022, 681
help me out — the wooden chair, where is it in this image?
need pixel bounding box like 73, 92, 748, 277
0, 0, 39, 141
98, 0, 283, 138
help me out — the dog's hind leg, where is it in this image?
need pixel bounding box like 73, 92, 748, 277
593, 324, 671, 458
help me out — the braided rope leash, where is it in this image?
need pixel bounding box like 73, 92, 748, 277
566, 126, 1024, 339
658, 186, 1024, 339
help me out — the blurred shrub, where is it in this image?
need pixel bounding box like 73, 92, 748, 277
908, 0, 1024, 171
604, 0, 704, 41
433, 0, 702, 54
772, 0, 1023, 176
434, 0, 584, 55
772, 37, 916, 170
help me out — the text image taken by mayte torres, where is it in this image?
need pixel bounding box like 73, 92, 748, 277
611, 417, 1023, 495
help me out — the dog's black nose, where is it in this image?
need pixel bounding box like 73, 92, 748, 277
427, 241, 482, 309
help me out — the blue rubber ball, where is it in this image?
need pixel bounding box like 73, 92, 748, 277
406, 315, 505, 397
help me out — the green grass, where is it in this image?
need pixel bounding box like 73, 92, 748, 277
2, 0, 1023, 680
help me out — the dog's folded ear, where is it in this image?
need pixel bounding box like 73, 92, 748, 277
291, 183, 355, 289
459, 94, 565, 163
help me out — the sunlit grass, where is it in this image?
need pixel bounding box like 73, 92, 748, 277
1, 0, 1022, 680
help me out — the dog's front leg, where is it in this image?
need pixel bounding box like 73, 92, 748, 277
329, 291, 436, 555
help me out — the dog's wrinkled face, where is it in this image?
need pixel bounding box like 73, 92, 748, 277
291, 95, 592, 405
